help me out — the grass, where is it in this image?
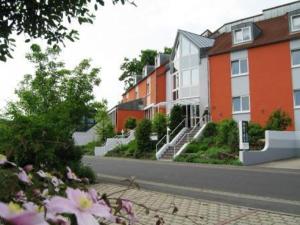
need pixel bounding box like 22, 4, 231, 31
80, 141, 103, 155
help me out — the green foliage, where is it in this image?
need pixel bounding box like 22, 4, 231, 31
1, 45, 101, 172
265, 109, 292, 131
80, 141, 103, 156
119, 49, 158, 90
106, 140, 137, 158
0, 0, 130, 61
248, 123, 265, 146
95, 103, 115, 143
201, 122, 218, 138
216, 120, 239, 151
169, 105, 184, 131
76, 165, 96, 184
125, 117, 137, 130
163, 47, 173, 55
152, 113, 167, 140
135, 119, 153, 158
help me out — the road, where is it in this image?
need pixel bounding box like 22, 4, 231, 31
83, 156, 300, 215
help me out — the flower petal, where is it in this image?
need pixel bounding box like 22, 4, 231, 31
0, 202, 9, 218
89, 203, 112, 220
46, 196, 77, 215
9, 211, 48, 225
75, 212, 99, 225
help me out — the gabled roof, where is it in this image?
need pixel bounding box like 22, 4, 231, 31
171, 29, 215, 59
209, 14, 300, 56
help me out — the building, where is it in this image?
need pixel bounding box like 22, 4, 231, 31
109, 53, 170, 133
209, 1, 300, 131
166, 30, 214, 128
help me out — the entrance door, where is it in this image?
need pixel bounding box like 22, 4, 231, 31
190, 105, 201, 127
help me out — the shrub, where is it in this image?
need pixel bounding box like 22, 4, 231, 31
216, 120, 239, 151
81, 141, 103, 155
201, 122, 218, 138
152, 113, 167, 140
75, 165, 96, 184
169, 105, 184, 131
265, 109, 292, 131
125, 117, 137, 130
248, 122, 265, 146
135, 119, 152, 158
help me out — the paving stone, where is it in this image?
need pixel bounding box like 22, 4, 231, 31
94, 183, 300, 225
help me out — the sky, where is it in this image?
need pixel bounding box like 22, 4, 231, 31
0, 0, 295, 111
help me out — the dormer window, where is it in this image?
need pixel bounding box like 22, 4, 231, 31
291, 14, 300, 32
233, 27, 251, 44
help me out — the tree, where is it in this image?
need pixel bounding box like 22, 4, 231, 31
265, 109, 292, 131
0, 0, 134, 61
96, 104, 115, 143
1, 44, 102, 171
152, 113, 167, 140
135, 119, 152, 158
163, 47, 173, 55
119, 49, 157, 90
125, 117, 137, 130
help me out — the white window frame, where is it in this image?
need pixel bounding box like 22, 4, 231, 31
291, 14, 300, 33
146, 78, 151, 95
291, 49, 300, 68
233, 27, 252, 45
232, 95, 250, 114
231, 58, 249, 77
172, 72, 179, 101
294, 89, 300, 109
135, 87, 139, 99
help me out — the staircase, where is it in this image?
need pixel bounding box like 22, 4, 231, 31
159, 124, 203, 160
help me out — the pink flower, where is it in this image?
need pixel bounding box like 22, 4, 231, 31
17, 169, 32, 185
66, 167, 81, 182
120, 199, 137, 224
14, 191, 27, 203
37, 170, 64, 188
46, 188, 114, 225
0, 202, 48, 225
0, 154, 16, 166
24, 165, 33, 173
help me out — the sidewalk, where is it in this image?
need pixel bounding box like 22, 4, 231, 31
94, 183, 300, 225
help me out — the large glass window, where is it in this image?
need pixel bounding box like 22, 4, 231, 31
295, 90, 300, 107
181, 37, 190, 56
292, 49, 300, 67
181, 70, 191, 87
233, 27, 251, 44
231, 59, 248, 76
191, 68, 199, 85
232, 96, 250, 113
291, 15, 300, 32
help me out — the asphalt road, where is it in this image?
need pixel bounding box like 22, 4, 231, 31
83, 156, 300, 215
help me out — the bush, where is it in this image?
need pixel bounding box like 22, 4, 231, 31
248, 122, 265, 146
125, 117, 137, 130
265, 109, 292, 131
81, 141, 103, 155
135, 119, 153, 158
216, 120, 239, 151
169, 105, 184, 131
201, 122, 218, 138
152, 113, 167, 140
105, 140, 137, 158
75, 165, 96, 184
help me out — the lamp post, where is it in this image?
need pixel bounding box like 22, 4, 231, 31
167, 127, 171, 144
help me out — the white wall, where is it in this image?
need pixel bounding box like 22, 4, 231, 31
72, 125, 98, 146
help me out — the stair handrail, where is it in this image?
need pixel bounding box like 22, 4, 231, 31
187, 120, 202, 141
156, 135, 167, 154
169, 118, 186, 141
173, 132, 188, 158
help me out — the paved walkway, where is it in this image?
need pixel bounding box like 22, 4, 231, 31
94, 183, 300, 225
257, 158, 300, 170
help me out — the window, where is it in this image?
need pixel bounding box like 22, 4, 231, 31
181, 70, 191, 87
295, 90, 300, 107
292, 49, 300, 67
233, 27, 251, 44
172, 73, 179, 101
291, 15, 300, 32
181, 36, 199, 57
231, 59, 248, 76
191, 68, 199, 85
146, 80, 150, 95
135, 87, 139, 99
232, 96, 250, 113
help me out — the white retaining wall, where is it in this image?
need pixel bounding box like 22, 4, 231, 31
72, 125, 98, 146
240, 131, 300, 166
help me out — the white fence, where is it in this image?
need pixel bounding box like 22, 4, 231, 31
72, 125, 98, 146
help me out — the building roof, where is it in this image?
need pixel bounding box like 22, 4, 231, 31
209, 14, 300, 56
171, 30, 215, 59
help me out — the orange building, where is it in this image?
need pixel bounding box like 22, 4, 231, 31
109, 53, 170, 132
209, 8, 300, 130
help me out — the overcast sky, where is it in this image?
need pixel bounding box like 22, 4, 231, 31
0, 0, 294, 111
